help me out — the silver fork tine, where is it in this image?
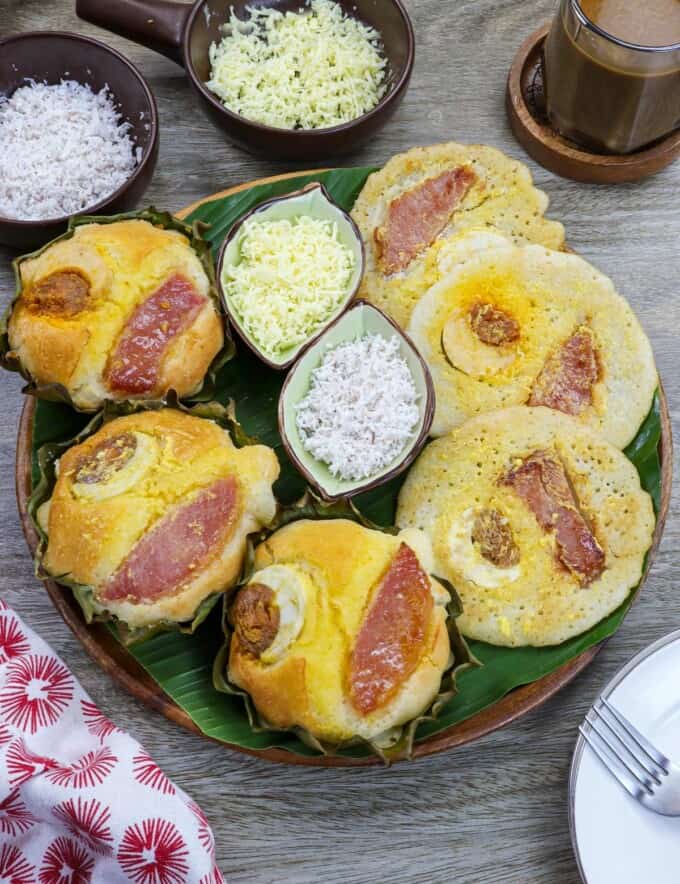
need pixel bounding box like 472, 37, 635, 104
583, 714, 656, 793
600, 697, 670, 772
579, 725, 650, 800
590, 704, 664, 784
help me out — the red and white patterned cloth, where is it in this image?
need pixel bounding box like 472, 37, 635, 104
0, 599, 223, 883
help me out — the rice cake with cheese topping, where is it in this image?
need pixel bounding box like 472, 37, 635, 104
407, 231, 657, 448
351, 143, 565, 329
7, 218, 224, 410
37, 409, 279, 630
396, 407, 655, 647
227, 519, 451, 744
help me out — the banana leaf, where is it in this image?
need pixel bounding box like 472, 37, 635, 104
0, 207, 234, 409
27, 167, 664, 759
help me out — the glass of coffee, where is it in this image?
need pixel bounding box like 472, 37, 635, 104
543, 0, 680, 154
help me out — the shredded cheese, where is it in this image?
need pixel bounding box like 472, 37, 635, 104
295, 334, 420, 481
0, 80, 140, 221
206, 0, 387, 130
223, 214, 355, 358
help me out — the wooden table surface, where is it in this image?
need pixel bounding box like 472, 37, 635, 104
1, 1, 678, 881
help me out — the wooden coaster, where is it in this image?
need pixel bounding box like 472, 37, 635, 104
506, 23, 680, 183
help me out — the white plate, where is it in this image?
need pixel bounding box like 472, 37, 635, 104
570, 631, 680, 883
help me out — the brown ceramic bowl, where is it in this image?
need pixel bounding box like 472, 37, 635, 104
76, 0, 415, 160
0, 31, 159, 250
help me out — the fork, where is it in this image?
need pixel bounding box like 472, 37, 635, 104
579, 697, 680, 816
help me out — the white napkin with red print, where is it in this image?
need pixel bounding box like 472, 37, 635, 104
0, 598, 223, 883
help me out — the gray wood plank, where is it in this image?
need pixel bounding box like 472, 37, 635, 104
1, 0, 678, 881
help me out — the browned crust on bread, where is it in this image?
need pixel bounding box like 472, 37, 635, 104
41, 409, 279, 628
228, 520, 452, 743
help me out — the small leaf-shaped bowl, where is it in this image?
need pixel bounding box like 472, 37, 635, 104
217, 183, 364, 369
279, 300, 435, 501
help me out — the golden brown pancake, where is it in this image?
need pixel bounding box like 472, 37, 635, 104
351, 143, 565, 329
407, 231, 657, 448
396, 407, 655, 647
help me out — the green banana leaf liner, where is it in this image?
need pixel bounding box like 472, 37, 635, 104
212, 491, 480, 763
0, 207, 235, 409
28, 394, 259, 646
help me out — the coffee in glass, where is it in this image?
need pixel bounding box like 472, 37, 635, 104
543, 0, 680, 154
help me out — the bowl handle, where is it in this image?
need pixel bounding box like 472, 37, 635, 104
76, 0, 191, 66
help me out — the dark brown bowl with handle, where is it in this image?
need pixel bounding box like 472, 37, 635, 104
76, 0, 415, 160
0, 31, 159, 251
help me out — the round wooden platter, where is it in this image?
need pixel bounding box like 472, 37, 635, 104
15, 172, 674, 766
506, 23, 680, 183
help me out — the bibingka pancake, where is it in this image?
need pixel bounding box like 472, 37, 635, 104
7, 218, 224, 410
36, 409, 279, 630
396, 407, 655, 647
351, 142, 565, 328
227, 519, 451, 745
407, 232, 657, 447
